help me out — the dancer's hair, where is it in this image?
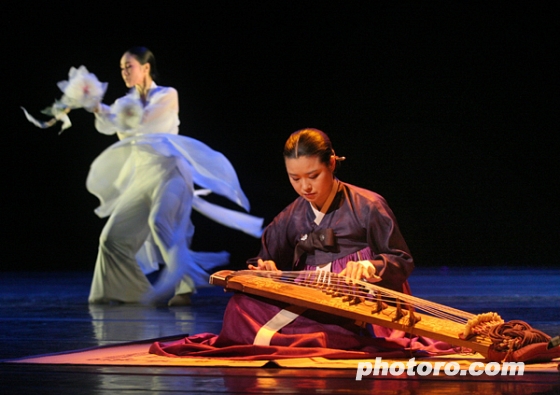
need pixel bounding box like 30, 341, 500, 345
125, 46, 159, 82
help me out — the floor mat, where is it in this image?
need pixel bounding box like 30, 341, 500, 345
4, 336, 559, 375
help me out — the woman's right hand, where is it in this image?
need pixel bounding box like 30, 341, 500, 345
84, 101, 101, 113
248, 258, 279, 271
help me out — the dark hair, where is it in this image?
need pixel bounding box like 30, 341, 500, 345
125, 46, 159, 81
283, 128, 335, 166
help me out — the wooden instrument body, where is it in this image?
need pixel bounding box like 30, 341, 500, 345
210, 270, 493, 356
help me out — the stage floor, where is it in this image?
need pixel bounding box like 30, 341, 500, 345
1, 267, 559, 394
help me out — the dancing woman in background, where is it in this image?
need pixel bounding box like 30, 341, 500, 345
86, 47, 262, 306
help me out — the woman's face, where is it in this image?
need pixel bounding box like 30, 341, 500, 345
285, 155, 335, 211
120, 53, 149, 88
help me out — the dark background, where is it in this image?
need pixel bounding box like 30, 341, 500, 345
2, 1, 557, 273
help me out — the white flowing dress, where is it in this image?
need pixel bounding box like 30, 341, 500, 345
87, 83, 263, 303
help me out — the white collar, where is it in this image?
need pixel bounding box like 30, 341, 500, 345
311, 204, 325, 225
128, 81, 158, 99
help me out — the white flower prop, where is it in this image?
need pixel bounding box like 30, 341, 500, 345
112, 96, 144, 132
21, 65, 107, 134
20, 101, 72, 134
58, 66, 108, 111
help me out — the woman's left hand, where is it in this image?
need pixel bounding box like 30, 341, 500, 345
340, 261, 382, 283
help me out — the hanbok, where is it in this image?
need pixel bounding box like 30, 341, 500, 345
149, 180, 436, 358
87, 82, 263, 303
